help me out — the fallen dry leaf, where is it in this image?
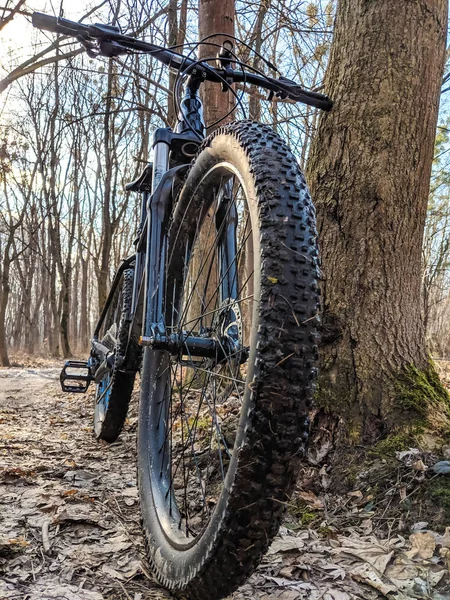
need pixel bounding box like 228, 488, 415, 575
360, 518, 373, 535
347, 490, 363, 499
440, 547, 450, 570
307, 438, 332, 465
396, 448, 421, 461
350, 562, 397, 596
0, 537, 30, 554
297, 490, 324, 510
332, 536, 397, 574
434, 526, 450, 549
267, 536, 306, 555
412, 459, 427, 472
319, 563, 346, 580
386, 555, 446, 597
278, 565, 297, 579
408, 531, 436, 559
100, 557, 141, 580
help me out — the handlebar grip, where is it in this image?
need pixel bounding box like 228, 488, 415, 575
32, 12, 59, 32
32, 12, 87, 37
300, 91, 333, 111
276, 77, 333, 111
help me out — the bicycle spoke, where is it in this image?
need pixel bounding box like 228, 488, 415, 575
154, 170, 255, 539
182, 207, 252, 336
177, 179, 241, 328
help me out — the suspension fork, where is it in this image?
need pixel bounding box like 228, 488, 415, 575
140, 169, 240, 359
140, 81, 237, 360
141, 77, 205, 347
216, 180, 238, 304
141, 133, 171, 343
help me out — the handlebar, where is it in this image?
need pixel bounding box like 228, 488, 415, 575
32, 12, 333, 111
33, 12, 121, 38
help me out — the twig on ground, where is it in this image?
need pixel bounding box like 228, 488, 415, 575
41, 521, 51, 553
118, 580, 133, 600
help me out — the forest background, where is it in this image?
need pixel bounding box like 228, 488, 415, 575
0, 0, 448, 368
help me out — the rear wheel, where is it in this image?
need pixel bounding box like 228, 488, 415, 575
138, 121, 319, 599
94, 268, 138, 443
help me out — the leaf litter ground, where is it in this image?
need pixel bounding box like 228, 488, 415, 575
1, 360, 449, 600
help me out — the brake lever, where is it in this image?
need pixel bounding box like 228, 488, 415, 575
98, 40, 131, 57
76, 35, 100, 58
276, 76, 298, 99
92, 23, 121, 35
76, 34, 131, 59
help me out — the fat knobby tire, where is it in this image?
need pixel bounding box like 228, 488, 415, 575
139, 121, 319, 599
95, 268, 138, 443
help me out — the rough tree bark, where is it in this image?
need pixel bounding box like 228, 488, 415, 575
199, 0, 234, 128
96, 2, 122, 315
167, 0, 188, 126
306, 0, 449, 445
188, 0, 236, 326
248, 0, 269, 121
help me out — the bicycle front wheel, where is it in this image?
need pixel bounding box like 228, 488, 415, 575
138, 121, 319, 599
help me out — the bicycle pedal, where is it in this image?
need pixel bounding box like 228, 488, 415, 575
60, 360, 93, 393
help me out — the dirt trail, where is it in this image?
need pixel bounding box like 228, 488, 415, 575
1, 365, 449, 600
0, 365, 170, 600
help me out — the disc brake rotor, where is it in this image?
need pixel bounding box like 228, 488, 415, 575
208, 298, 243, 401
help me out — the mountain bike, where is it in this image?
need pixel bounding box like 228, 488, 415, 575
32, 11, 332, 600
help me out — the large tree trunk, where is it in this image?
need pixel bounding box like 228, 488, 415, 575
167, 0, 188, 126
199, 0, 234, 129
97, 3, 122, 314
187, 0, 236, 332
306, 0, 448, 444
